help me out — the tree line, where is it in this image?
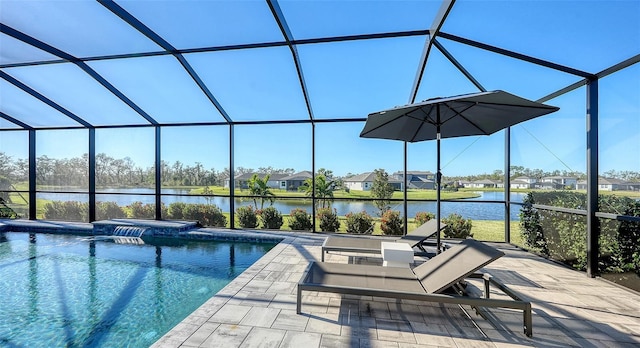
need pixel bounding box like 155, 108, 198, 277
0, 152, 222, 188
0, 151, 302, 189
1, 151, 639, 189
449, 166, 640, 182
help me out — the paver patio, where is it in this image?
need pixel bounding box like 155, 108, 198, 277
153, 229, 640, 348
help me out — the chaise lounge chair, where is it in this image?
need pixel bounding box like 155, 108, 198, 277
298, 239, 533, 337
321, 219, 446, 262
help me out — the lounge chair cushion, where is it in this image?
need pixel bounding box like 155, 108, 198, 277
413, 239, 505, 293
305, 262, 425, 293
321, 220, 446, 261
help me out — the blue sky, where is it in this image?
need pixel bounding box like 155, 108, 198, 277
0, 0, 639, 178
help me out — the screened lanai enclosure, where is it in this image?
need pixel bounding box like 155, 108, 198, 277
1, 0, 639, 283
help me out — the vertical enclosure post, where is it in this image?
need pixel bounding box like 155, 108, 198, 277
155, 126, 162, 220
311, 122, 316, 232
29, 130, 36, 220
586, 79, 599, 277
89, 128, 96, 222
229, 124, 235, 229
504, 127, 511, 243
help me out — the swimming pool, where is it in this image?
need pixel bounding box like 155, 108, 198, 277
0, 232, 276, 347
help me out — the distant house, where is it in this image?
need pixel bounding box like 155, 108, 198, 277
392, 171, 436, 190
515, 176, 537, 185
344, 172, 403, 191
510, 179, 531, 189
392, 171, 436, 181
539, 176, 577, 189
344, 172, 375, 191
224, 173, 287, 190
457, 180, 472, 188
469, 179, 500, 188
576, 177, 629, 191
510, 176, 537, 189
280, 171, 312, 191
628, 182, 640, 191
598, 177, 626, 191
407, 177, 436, 190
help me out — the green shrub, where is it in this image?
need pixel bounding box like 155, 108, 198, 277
381, 210, 403, 235
548, 209, 587, 269
442, 213, 473, 239
236, 205, 258, 228
617, 201, 640, 275
0, 197, 18, 218
260, 206, 283, 230
414, 211, 435, 226
183, 203, 227, 227
207, 205, 227, 227
128, 201, 156, 219
519, 193, 548, 254
180, 203, 201, 222
317, 208, 340, 232
288, 208, 312, 231
517, 191, 632, 271
43, 201, 87, 221
96, 201, 126, 220
345, 211, 373, 234
167, 202, 187, 220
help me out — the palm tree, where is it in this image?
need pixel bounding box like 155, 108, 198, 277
248, 174, 275, 209
300, 174, 335, 209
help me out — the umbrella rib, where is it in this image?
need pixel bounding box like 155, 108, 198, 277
362, 112, 408, 136
409, 108, 434, 141
440, 102, 492, 135
406, 111, 437, 125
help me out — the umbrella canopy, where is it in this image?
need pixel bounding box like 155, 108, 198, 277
360, 90, 560, 142
360, 90, 559, 252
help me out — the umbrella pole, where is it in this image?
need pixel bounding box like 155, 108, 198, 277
436, 131, 441, 254
436, 107, 442, 254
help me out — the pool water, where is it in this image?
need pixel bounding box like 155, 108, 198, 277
0, 232, 276, 347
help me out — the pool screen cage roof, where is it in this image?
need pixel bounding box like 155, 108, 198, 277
1, 1, 639, 278
1, 0, 638, 130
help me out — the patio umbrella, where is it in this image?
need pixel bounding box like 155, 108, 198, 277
360, 90, 559, 252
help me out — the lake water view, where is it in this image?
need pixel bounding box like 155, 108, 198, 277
38, 189, 526, 221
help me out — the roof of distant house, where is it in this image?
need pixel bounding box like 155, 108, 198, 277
343, 172, 375, 182
410, 177, 435, 183
577, 177, 628, 185
344, 172, 402, 183
513, 176, 534, 180
234, 172, 288, 180
392, 170, 434, 176
472, 179, 499, 184
282, 171, 313, 181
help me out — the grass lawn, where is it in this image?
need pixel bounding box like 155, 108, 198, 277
190, 186, 480, 200
221, 212, 522, 245
5, 192, 526, 246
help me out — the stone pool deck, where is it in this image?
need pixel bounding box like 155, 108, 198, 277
153, 229, 640, 348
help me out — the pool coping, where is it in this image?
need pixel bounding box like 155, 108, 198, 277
0, 219, 290, 244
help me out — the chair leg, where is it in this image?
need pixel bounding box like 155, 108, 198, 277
524, 303, 533, 337
296, 286, 302, 314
